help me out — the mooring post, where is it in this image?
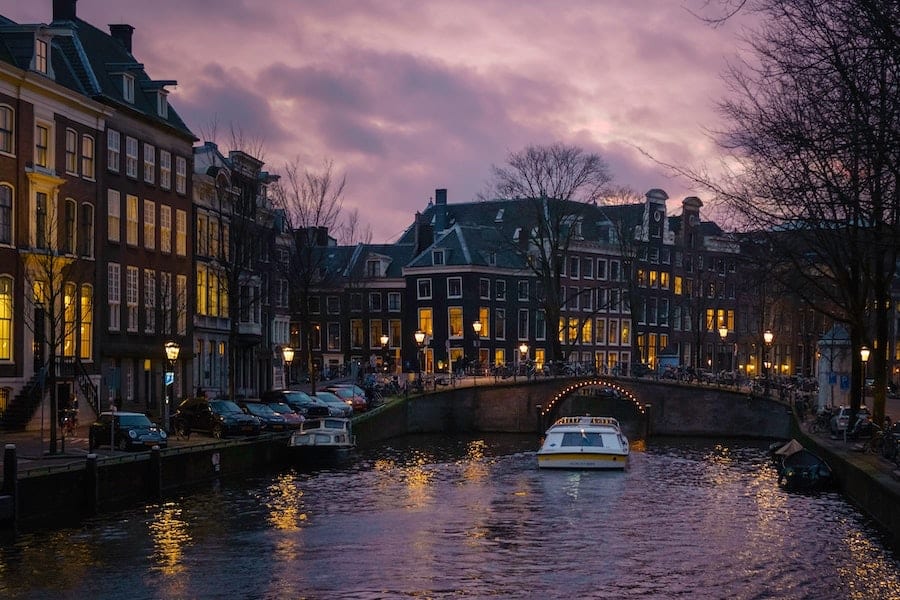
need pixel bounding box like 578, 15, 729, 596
85, 453, 99, 516
1, 444, 18, 527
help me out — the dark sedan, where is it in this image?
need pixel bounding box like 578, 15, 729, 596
265, 401, 306, 429
261, 390, 330, 418
239, 401, 289, 432
173, 398, 262, 439
89, 411, 168, 451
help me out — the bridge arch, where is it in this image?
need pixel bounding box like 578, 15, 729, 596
540, 377, 647, 425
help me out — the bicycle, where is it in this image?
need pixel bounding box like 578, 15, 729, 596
807, 409, 832, 434
860, 425, 885, 455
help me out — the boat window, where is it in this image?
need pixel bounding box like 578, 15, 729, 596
561, 432, 604, 447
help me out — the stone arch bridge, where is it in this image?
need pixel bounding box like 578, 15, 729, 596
354, 377, 792, 444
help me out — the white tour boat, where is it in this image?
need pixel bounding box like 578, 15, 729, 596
537, 416, 629, 470
288, 417, 355, 453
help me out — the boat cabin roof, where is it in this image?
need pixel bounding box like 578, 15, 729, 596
551, 416, 620, 428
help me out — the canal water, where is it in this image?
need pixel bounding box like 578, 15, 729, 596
1, 435, 898, 599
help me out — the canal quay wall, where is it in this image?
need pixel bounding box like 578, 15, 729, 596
4, 377, 898, 543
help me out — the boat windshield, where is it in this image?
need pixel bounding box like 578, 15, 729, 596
561, 431, 604, 447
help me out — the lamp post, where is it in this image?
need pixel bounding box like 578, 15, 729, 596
718, 325, 728, 386
519, 343, 529, 380
380, 333, 390, 374
763, 329, 774, 397
472, 321, 482, 386
164, 341, 180, 432
860, 345, 870, 408
414, 330, 426, 388
282, 346, 294, 389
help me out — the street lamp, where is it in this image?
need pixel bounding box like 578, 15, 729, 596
718, 325, 728, 386
414, 330, 426, 387
282, 346, 294, 388
380, 333, 390, 374
519, 343, 529, 380
164, 341, 180, 432
763, 329, 774, 396
472, 321, 482, 386
860, 345, 870, 407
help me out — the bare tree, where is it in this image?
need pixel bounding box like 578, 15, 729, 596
679, 0, 900, 424
485, 143, 613, 362
273, 159, 348, 394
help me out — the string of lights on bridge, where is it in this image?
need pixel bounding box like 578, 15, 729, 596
540, 378, 647, 419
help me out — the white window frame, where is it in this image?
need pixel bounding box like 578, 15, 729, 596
143, 199, 155, 250
107, 263, 121, 332
126, 265, 139, 332
107, 129, 120, 172
159, 150, 171, 189
107, 189, 120, 242
175, 156, 187, 194
125, 136, 138, 178
143, 143, 155, 184
159, 204, 171, 253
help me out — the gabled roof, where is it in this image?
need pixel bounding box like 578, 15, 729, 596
0, 12, 195, 140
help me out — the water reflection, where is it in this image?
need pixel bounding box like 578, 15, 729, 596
0, 435, 897, 599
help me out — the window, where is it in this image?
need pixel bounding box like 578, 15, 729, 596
160, 272, 172, 335
369, 292, 382, 311
418, 307, 433, 337
535, 310, 546, 340
350, 293, 362, 312
366, 259, 382, 277
0, 276, 11, 360
143, 143, 155, 184
569, 256, 580, 279
327, 296, 340, 314
126, 266, 139, 332
157, 90, 168, 119
126, 136, 138, 178
388, 292, 401, 312
35, 39, 48, 74
175, 156, 187, 194
495, 308, 506, 340
175, 209, 186, 255
0, 185, 11, 244
65, 129, 77, 173
583, 257, 594, 279
447, 277, 462, 298
195, 266, 207, 315
0, 106, 13, 154
144, 269, 155, 333
81, 135, 94, 179
432, 249, 444, 265
143, 199, 155, 250
495, 280, 506, 301
107, 129, 120, 172
107, 263, 120, 331
159, 150, 171, 189
417, 279, 432, 300
597, 259, 607, 280
126, 195, 138, 245
448, 306, 463, 337
176, 275, 187, 335
63, 283, 78, 357
350, 319, 364, 348
62, 199, 76, 254
518, 309, 529, 340
35, 192, 48, 249
479, 278, 490, 299
80, 285, 92, 360
308, 296, 321, 315
35, 124, 49, 168
107, 189, 120, 242
123, 73, 134, 103
518, 280, 529, 301
159, 205, 171, 253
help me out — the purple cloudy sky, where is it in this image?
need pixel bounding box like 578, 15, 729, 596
6, 0, 748, 242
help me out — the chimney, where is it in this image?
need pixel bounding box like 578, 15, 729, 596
109, 24, 135, 53
52, 0, 77, 21
434, 188, 448, 232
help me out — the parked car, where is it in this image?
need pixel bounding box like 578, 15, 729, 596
173, 398, 262, 438
264, 401, 306, 429
324, 385, 367, 412
261, 390, 330, 418
311, 391, 354, 417
238, 401, 289, 432
830, 406, 871, 436
89, 411, 168, 451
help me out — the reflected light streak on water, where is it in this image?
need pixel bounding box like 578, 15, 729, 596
0, 434, 897, 599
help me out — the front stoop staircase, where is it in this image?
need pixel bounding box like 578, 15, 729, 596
1, 359, 100, 432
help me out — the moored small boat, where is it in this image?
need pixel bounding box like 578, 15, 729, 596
537, 416, 629, 470
288, 417, 356, 453
771, 439, 833, 490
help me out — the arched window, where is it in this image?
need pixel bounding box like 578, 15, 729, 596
63, 282, 76, 357
0, 184, 11, 244
80, 284, 92, 360
63, 198, 76, 254
81, 134, 95, 179
0, 276, 12, 360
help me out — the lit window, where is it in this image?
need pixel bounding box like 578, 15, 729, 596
126, 194, 138, 245
143, 199, 155, 250
0, 276, 11, 360
34, 39, 48, 74
159, 150, 171, 189
160, 205, 171, 253
79, 285, 93, 359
